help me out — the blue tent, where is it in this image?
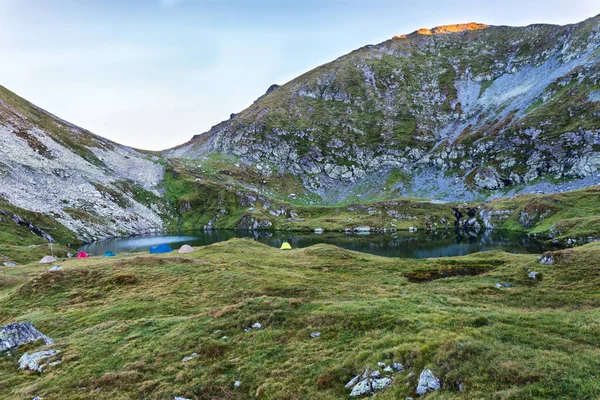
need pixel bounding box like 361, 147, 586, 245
104, 251, 116, 257
150, 244, 173, 254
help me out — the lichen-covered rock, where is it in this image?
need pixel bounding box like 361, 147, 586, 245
19, 350, 60, 372
416, 369, 440, 395
0, 322, 53, 351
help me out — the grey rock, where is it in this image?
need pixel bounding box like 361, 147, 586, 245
392, 362, 404, 372
495, 283, 502, 289
19, 350, 60, 372
310, 331, 321, 338
528, 271, 540, 279
370, 370, 381, 378
383, 365, 394, 373
416, 369, 440, 395
0, 322, 53, 351
349, 379, 371, 397
48, 265, 63, 272
3, 262, 17, 267
504, 282, 512, 287
538, 253, 553, 265
371, 377, 392, 390
174, 397, 191, 400
252, 322, 262, 330
182, 353, 198, 362
377, 361, 387, 368
234, 380, 241, 387
345, 374, 361, 388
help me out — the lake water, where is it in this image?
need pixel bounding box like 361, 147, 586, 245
79, 230, 553, 259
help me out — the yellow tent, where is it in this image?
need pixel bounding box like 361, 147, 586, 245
280, 242, 292, 250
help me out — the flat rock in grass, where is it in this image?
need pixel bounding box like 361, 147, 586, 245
3, 262, 17, 267
383, 366, 394, 373
310, 331, 321, 338
370, 370, 381, 378
392, 362, 404, 372
48, 265, 63, 272
0, 322, 54, 351
19, 350, 60, 372
252, 322, 262, 330
416, 369, 440, 395
181, 353, 198, 362
377, 361, 387, 368
234, 380, 241, 387
174, 397, 191, 400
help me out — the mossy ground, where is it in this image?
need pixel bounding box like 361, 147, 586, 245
1, 239, 600, 399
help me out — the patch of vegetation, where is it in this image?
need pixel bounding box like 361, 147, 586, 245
2, 240, 600, 398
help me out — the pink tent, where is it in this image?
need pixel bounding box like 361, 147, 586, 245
76, 251, 89, 259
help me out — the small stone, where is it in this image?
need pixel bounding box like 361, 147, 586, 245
3, 262, 17, 267
528, 271, 539, 279
416, 369, 440, 395
495, 283, 502, 289
220, 336, 228, 341
377, 361, 387, 367
503, 282, 511, 287
407, 371, 414, 378
182, 353, 199, 363
174, 397, 191, 400
48, 265, 63, 272
538, 253, 553, 265
370, 370, 381, 378
252, 322, 262, 330
234, 380, 241, 387
383, 366, 394, 373
310, 331, 321, 338
392, 362, 404, 372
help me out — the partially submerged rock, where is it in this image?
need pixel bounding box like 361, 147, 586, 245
19, 350, 60, 372
0, 322, 53, 351
416, 369, 440, 395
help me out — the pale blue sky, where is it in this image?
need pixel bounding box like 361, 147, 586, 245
1, 0, 599, 150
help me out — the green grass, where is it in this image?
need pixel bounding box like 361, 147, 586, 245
1, 239, 600, 399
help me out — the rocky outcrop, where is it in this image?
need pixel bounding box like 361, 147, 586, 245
0, 322, 53, 351
169, 16, 600, 203
0, 208, 54, 242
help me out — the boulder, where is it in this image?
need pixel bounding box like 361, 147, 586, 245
349, 379, 371, 397
19, 350, 60, 372
0, 322, 53, 351
416, 369, 440, 395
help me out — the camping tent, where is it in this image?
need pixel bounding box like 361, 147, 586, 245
150, 244, 173, 254
178, 245, 194, 254
39, 256, 57, 264
280, 242, 292, 250
76, 252, 89, 259
104, 251, 116, 257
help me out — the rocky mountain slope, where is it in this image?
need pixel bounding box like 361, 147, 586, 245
169, 15, 600, 203
0, 86, 167, 242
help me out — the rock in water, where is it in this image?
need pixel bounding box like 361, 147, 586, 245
416, 369, 440, 395
19, 350, 60, 372
0, 322, 54, 351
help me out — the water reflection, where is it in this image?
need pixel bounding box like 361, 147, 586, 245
79, 229, 554, 259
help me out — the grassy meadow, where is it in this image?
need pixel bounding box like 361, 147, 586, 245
2, 239, 600, 399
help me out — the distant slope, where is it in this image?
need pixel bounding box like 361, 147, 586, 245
0, 86, 167, 242
169, 15, 600, 203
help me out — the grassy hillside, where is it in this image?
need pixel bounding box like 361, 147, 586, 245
1, 239, 600, 399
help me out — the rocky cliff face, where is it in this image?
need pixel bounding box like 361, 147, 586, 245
169, 15, 600, 203
0, 86, 166, 242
